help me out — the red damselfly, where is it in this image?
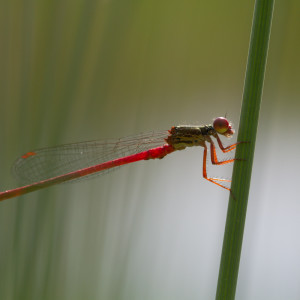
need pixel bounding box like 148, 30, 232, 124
0, 117, 243, 201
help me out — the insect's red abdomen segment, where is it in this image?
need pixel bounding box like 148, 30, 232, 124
0, 145, 176, 201
145, 144, 176, 160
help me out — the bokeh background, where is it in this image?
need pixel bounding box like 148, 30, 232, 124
0, 1, 299, 299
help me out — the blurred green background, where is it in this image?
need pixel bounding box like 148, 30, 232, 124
0, 1, 299, 299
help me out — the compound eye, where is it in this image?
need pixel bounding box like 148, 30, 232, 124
213, 117, 229, 134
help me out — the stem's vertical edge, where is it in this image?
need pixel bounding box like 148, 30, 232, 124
216, 1, 274, 299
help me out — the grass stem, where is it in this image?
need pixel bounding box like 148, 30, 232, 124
215, 0, 275, 299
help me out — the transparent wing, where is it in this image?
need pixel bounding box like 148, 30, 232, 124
13, 131, 169, 185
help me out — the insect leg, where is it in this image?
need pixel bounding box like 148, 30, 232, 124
209, 139, 236, 165
214, 134, 244, 153
202, 143, 231, 191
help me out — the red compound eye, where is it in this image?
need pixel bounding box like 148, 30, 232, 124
213, 117, 230, 134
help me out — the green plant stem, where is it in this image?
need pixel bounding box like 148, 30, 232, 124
215, 0, 274, 299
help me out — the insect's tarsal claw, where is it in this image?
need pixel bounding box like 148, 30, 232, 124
229, 189, 237, 201
235, 158, 247, 162
238, 141, 250, 144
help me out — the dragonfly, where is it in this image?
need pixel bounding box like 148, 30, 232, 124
0, 117, 243, 202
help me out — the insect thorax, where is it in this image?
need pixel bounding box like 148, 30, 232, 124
166, 125, 215, 150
